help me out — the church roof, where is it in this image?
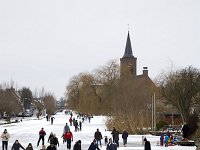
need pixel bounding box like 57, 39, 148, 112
122, 31, 134, 58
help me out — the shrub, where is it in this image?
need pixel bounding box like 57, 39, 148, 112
156, 120, 168, 131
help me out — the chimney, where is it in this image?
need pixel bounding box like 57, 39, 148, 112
143, 67, 148, 76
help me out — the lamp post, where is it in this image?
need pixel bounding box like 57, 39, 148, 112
147, 103, 152, 130
151, 92, 156, 131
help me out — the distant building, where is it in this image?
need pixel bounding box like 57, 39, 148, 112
56, 100, 65, 109
120, 31, 158, 106
120, 32, 184, 125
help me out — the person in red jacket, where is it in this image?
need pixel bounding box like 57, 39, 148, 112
69, 117, 72, 126
37, 128, 46, 147
64, 129, 73, 149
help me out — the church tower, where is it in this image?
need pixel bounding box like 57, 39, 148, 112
120, 32, 137, 79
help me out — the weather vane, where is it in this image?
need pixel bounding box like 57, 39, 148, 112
128, 24, 129, 32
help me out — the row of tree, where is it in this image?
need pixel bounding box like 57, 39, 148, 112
0, 83, 57, 122
66, 60, 200, 136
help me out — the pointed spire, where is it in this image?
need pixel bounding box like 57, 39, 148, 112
123, 31, 134, 58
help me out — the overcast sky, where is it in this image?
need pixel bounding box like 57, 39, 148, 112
0, 0, 199, 100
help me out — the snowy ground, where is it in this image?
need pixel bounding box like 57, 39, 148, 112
0, 111, 197, 150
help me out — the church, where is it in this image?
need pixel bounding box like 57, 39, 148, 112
120, 32, 182, 126
120, 31, 157, 106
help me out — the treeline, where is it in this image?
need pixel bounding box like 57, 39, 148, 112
0, 82, 57, 122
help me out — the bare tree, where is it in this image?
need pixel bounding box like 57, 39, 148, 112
157, 66, 200, 123
32, 88, 46, 118
94, 60, 120, 86
0, 88, 22, 122
33, 99, 44, 119
66, 60, 120, 115
42, 93, 56, 116
66, 74, 82, 110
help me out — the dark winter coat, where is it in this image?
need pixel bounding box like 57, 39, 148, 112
94, 131, 102, 140
52, 137, 59, 146
46, 144, 56, 150
106, 143, 117, 150
25, 143, 33, 150
11, 142, 25, 150
88, 142, 100, 150
114, 131, 119, 141
144, 141, 151, 150
182, 123, 189, 138
51, 117, 55, 122
48, 133, 54, 143
25, 147, 33, 150
73, 140, 81, 150
122, 131, 128, 139
111, 128, 116, 140
74, 120, 79, 128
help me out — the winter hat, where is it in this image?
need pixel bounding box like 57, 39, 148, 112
144, 138, 147, 141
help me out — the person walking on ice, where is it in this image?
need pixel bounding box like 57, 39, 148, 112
50, 116, 55, 125
1, 129, 10, 150
88, 139, 100, 150
25, 143, 33, 150
94, 128, 103, 147
37, 128, 46, 147
73, 140, 81, 150
122, 129, 128, 147
144, 138, 151, 150
11, 140, 25, 150
63, 123, 70, 134
64, 129, 73, 150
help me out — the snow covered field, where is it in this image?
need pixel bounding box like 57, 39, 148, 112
0, 111, 197, 150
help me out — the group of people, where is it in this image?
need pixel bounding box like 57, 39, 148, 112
1, 126, 72, 150
37, 127, 59, 149
159, 123, 190, 147
62, 123, 73, 149
87, 128, 128, 150
37, 124, 82, 150
90, 127, 150, 150
4, 112, 192, 150
0, 127, 149, 150
69, 117, 82, 132
1, 129, 33, 150
111, 127, 129, 147
46, 115, 55, 125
